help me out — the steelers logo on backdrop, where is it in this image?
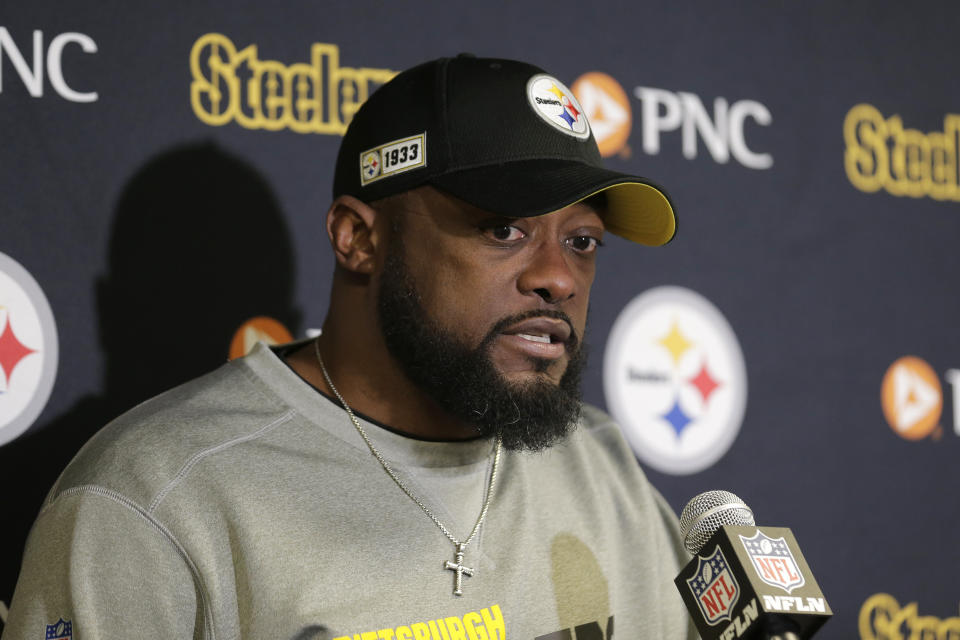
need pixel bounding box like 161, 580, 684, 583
604, 286, 747, 475
881, 356, 942, 440
0, 252, 59, 446
526, 74, 591, 139
229, 316, 294, 360
571, 72, 632, 157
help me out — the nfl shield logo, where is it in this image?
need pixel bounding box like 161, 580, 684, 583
686, 545, 741, 625
45, 618, 72, 640
740, 531, 806, 593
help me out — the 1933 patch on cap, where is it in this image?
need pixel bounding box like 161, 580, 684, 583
526, 74, 590, 139
359, 133, 426, 186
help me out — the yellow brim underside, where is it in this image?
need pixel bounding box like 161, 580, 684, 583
573, 182, 677, 247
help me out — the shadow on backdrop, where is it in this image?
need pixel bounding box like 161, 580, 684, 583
0, 142, 302, 606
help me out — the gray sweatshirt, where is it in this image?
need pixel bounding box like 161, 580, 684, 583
4, 343, 696, 639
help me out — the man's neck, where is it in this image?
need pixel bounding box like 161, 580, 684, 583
283, 336, 480, 442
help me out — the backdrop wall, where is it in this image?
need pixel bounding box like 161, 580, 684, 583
1, 3, 958, 638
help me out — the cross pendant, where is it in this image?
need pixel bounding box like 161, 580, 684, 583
444, 543, 475, 596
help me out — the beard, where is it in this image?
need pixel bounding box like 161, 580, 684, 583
375, 236, 586, 452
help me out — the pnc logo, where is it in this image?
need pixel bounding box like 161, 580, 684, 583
634, 86, 773, 169
228, 316, 294, 360
571, 72, 632, 158
571, 73, 773, 168
0, 26, 98, 102
0, 252, 58, 447
880, 356, 950, 441
603, 286, 747, 475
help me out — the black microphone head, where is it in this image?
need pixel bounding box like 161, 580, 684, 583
679, 490, 755, 555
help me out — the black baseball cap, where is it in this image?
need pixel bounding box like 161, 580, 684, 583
333, 54, 677, 246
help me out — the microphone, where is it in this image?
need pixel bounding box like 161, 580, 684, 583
673, 490, 832, 640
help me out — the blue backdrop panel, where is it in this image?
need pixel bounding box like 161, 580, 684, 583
1, 2, 958, 637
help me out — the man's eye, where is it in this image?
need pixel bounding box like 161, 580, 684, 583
487, 225, 525, 242
568, 236, 602, 252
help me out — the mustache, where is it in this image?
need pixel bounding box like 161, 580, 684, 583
483, 309, 579, 351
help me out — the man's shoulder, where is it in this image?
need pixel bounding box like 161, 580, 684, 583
569, 402, 640, 464
47, 355, 293, 510
578, 402, 619, 431
528, 403, 684, 538
522, 402, 652, 490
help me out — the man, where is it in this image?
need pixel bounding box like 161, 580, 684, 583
4, 55, 694, 639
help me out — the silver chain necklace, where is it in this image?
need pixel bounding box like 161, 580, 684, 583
313, 339, 501, 596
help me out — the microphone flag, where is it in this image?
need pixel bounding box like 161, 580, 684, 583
674, 525, 832, 640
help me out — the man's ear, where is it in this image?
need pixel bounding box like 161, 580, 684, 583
325, 195, 381, 274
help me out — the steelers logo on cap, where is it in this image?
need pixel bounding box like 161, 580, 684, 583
361, 151, 382, 183
526, 74, 591, 140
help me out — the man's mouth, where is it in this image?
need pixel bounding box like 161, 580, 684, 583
516, 333, 553, 344
497, 316, 574, 359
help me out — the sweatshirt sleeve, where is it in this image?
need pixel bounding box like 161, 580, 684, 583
2, 487, 201, 640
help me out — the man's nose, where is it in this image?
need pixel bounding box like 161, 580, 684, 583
517, 241, 577, 304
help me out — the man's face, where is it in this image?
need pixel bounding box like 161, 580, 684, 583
374, 187, 604, 450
